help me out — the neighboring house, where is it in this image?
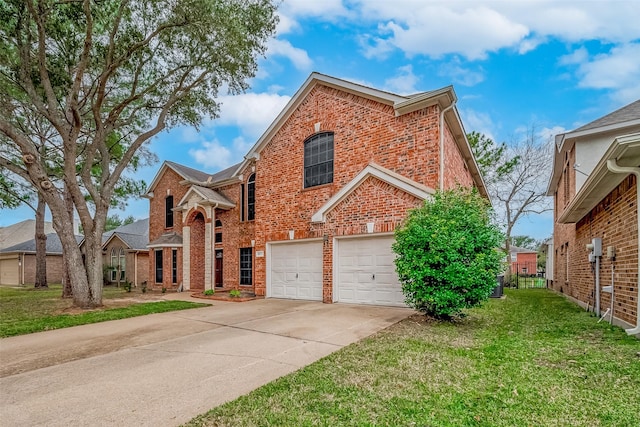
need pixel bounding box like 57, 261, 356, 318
547, 99, 640, 335
0, 233, 82, 285
539, 238, 554, 287
81, 219, 150, 287
145, 72, 487, 307
0, 219, 54, 250
102, 219, 150, 287
509, 246, 538, 275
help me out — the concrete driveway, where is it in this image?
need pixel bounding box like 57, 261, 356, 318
0, 297, 412, 426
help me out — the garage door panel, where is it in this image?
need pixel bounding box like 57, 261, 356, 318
336, 236, 406, 307
269, 241, 323, 301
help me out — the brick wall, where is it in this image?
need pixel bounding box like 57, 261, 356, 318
22, 254, 64, 284
148, 167, 188, 289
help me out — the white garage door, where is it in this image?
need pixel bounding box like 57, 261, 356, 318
0, 257, 20, 285
269, 241, 323, 301
336, 235, 406, 307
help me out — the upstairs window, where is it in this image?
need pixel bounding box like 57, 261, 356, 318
247, 173, 255, 221
165, 195, 174, 228
304, 132, 334, 188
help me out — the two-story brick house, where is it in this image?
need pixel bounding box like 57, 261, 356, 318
145, 72, 487, 307
547, 99, 640, 335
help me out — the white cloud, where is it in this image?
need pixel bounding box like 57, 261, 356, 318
213, 92, 291, 138
189, 139, 232, 169
266, 39, 313, 70
438, 59, 484, 87
575, 43, 640, 103
384, 65, 419, 94
558, 47, 589, 66
460, 108, 497, 142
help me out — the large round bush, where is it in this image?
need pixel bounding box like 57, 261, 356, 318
393, 188, 502, 319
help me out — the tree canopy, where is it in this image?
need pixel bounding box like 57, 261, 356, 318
0, 0, 278, 307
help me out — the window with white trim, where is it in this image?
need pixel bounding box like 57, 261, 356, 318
304, 132, 334, 188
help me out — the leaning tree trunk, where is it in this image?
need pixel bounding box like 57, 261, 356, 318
61, 184, 73, 298
34, 194, 48, 288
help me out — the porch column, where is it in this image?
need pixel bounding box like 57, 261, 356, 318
204, 212, 213, 290
182, 225, 190, 290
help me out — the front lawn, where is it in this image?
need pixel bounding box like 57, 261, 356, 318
0, 284, 207, 337
187, 289, 640, 426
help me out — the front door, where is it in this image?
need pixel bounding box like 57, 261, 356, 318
215, 250, 223, 287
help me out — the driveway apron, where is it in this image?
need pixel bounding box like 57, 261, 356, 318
0, 298, 412, 426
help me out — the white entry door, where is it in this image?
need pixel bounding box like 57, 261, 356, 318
269, 241, 323, 301
335, 235, 406, 307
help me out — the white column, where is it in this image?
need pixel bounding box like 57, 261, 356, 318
182, 225, 190, 290
204, 217, 212, 290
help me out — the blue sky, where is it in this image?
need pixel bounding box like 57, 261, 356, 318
2, 0, 640, 241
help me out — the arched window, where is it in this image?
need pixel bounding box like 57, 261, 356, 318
247, 173, 255, 221
119, 248, 126, 280
304, 132, 334, 188
110, 248, 118, 282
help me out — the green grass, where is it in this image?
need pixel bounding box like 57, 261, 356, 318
0, 284, 207, 337
186, 289, 640, 427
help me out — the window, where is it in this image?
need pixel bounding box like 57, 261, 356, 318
119, 248, 126, 280
215, 219, 222, 243
304, 132, 334, 188
155, 250, 163, 283
110, 248, 118, 281
240, 248, 252, 286
172, 249, 177, 284
247, 173, 255, 221
165, 195, 174, 228
240, 183, 245, 221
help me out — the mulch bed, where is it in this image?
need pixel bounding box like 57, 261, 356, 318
190, 290, 262, 302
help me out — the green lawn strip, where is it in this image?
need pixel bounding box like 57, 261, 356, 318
0, 285, 207, 337
185, 289, 640, 427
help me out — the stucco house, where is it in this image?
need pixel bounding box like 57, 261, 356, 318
547, 99, 640, 335
145, 72, 487, 307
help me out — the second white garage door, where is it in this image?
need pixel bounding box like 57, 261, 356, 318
335, 235, 406, 307
0, 257, 19, 285
269, 240, 323, 301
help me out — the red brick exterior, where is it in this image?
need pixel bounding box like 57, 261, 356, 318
22, 253, 64, 285
510, 252, 537, 275
147, 81, 477, 301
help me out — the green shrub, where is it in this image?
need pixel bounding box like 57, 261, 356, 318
229, 289, 241, 298
203, 289, 214, 296
122, 281, 132, 292
393, 188, 502, 319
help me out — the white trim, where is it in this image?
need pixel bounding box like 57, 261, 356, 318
177, 186, 235, 210
311, 163, 434, 223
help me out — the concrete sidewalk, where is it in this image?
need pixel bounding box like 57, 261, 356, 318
0, 298, 412, 426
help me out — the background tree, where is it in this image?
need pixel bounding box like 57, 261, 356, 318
510, 235, 539, 250
468, 128, 552, 256
0, 0, 278, 307
393, 188, 503, 319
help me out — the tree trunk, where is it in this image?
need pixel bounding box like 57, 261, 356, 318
61, 184, 74, 298
34, 194, 48, 288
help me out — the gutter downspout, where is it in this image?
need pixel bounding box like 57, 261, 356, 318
439, 102, 456, 191
606, 159, 640, 335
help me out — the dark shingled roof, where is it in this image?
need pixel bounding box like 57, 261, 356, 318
147, 232, 183, 248
190, 185, 235, 206
573, 99, 640, 133
165, 160, 241, 186
1, 233, 83, 254
101, 219, 149, 250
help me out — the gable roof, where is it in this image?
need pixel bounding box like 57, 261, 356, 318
144, 161, 242, 196
311, 163, 435, 223
147, 232, 183, 248
233, 72, 486, 198
548, 99, 640, 195
176, 185, 235, 210
573, 100, 640, 133
0, 220, 55, 250
510, 245, 537, 254
1, 233, 83, 254
101, 219, 149, 251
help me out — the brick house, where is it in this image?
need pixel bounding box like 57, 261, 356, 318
508, 246, 538, 275
101, 219, 149, 287
145, 72, 487, 306
547, 99, 640, 335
